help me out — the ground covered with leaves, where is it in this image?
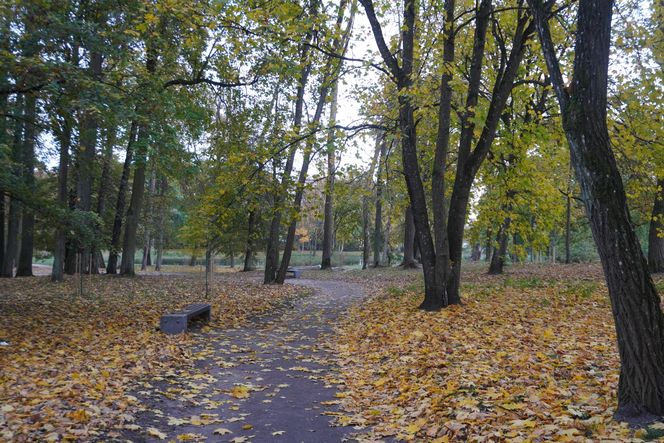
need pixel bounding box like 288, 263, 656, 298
329, 264, 664, 442
0, 273, 301, 442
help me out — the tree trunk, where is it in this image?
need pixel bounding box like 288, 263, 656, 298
470, 243, 481, 261
648, 178, 664, 273
120, 32, 159, 277
362, 195, 370, 270
16, 92, 37, 277
243, 209, 257, 272
155, 230, 164, 271
446, 5, 532, 304
141, 167, 156, 271
0, 194, 4, 273
488, 216, 511, 275
107, 121, 137, 274
401, 205, 417, 268
565, 163, 573, 264
264, 36, 314, 285
530, 0, 664, 421
92, 127, 115, 272
373, 137, 386, 267
120, 126, 148, 276
52, 115, 72, 282
1, 96, 24, 278
321, 81, 339, 270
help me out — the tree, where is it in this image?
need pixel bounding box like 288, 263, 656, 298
529, 0, 664, 421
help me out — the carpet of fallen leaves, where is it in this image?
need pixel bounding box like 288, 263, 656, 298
0, 272, 301, 442
329, 264, 664, 442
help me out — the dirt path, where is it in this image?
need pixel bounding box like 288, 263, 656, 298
112, 279, 366, 443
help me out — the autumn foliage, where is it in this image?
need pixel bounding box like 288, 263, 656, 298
0, 274, 300, 441
328, 265, 664, 441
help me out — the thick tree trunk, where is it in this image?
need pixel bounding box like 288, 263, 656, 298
446, 7, 531, 304
16, 92, 37, 277
91, 128, 115, 272
530, 0, 664, 421
52, 115, 72, 281
120, 127, 148, 276
401, 205, 417, 268
107, 121, 137, 274
648, 178, 664, 273
321, 81, 339, 270
1, 96, 24, 278
75, 51, 102, 274
243, 209, 257, 272
0, 194, 4, 273
488, 216, 511, 275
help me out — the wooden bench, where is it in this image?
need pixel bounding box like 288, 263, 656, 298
286, 268, 302, 279
160, 303, 211, 334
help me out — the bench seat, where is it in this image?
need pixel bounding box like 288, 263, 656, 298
286, 268, 302, 279
160, 303, 211, 334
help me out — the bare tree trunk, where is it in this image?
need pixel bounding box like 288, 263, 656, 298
92, 127, 116, 272
530, 0, 664, 420
373, 137, 386, 267
120, 44, 157, 276
488, 216, 511, 275
243, 209, 257, 272
52, 115, 72, 282
141, 168, 156, 271
470, 243, 481, 261
120, 127, 148, 276
362, 195, 370, 270
1, 95, 24, 278
321, 81, 339, 270
16, 92, 37, 277
401, 205, 417, 268
648, 178, 664, 273
107, 121, 137, 274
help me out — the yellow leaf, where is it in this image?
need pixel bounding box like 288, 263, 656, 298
272, 431, 285, 436
500, 402, 525, 411
230, 385, 250, 399
147, 427, 167, 440
213, 428, 232, 435
242, 424, 253, 430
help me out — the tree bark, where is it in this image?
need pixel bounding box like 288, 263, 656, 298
321, 80, 339, 270
15, 92, 37, 277
52, 115, 72, 282
362, 195, 370, 270
373, 136, 386, 267
648, 178, 664, 273
401, 205, 417, 268
120, 126, 149, 276
92, 127, 116, 271
107, 121, 137, 274
530, 0, 664, 421
488, 216, 511, 275
446, 7, 532, 305
243, 209, 257, 271
141, 167, 156, 271
1, 95, 24, 278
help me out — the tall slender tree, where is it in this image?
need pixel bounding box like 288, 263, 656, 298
529, 0, 664, 421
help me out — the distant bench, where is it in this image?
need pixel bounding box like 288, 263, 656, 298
160, 303, 211, 334
286, 268, 302, 279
